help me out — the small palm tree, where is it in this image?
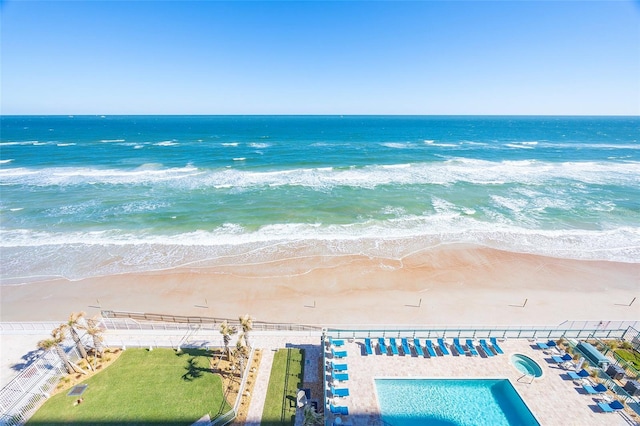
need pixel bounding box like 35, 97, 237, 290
63, 311, 88, 360
219, 321, 237, 361
238, 314, 253, 348
83, 318, 105, 357
302, 404, 323, 425
38, 327, 77, 374
233, 340, 249, 378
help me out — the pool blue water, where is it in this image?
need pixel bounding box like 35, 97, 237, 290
375, 378, 540, 426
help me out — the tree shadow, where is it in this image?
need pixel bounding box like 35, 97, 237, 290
11, 349, 43, 371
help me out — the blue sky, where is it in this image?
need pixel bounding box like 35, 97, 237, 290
1, 1, 639, 115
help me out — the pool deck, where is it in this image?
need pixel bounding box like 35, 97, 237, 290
323, 338, 632, 425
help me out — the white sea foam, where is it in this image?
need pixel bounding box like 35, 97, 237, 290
100, 139, 126, 143
221, 142, 239, 147
233, 158, 246, 161
1, 218, 638, 282
249, 142, 270, 148
380, 142, 413, 149
0, 159, 14, 164
155, 141, 179, 146
1, 160, 639, 188
56, 143, 76, 147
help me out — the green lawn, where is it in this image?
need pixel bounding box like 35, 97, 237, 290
28, 348, 231, 426
261, 348, 305, 426
615, 348, 640, 370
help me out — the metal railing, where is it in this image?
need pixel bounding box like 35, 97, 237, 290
0, 340, 84, 426
101, 310, 322, 332
325, 321, 638, 341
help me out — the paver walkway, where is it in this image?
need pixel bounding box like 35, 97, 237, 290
244, 348, 275, 425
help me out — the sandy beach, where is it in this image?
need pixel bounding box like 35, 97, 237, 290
1, 244, 638, 325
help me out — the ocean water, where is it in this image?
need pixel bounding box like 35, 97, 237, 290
1, 115, 639, 283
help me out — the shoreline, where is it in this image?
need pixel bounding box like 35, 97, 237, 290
1, 244, 638, 325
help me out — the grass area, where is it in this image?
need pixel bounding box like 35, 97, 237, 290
615, 348, 640, 370
28, 348, 231, 426
261, 348, 305, 426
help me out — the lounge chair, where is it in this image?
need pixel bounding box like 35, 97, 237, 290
401, 338, 411, 356
331, 386, 350, 397
332, 348, 348, 358
333, 372, 349, 382
479, 339, 494, 357
330, 361, 348, 371
329, 404, 349, 415
329, 337, 345, 347
425, 340, 437, 357
583, 383, 607, 395
389, 338, 399, 355
567, 369, 590, 380
364, 338, 373, 355
490, 337, 504, 354
466, 339, 479, 356
536, 342, 549, 350
597, 400, 624, 413
453, 338, 466, 356
551, 355, 565, 364
438, 338, 450, 355
378, 338, 387, 355
413, 338, 424, 357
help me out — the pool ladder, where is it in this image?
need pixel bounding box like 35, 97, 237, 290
517, 373, 536, 384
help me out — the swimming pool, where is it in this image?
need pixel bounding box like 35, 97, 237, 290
511, 354, 543, 378
375, 378, 539, 426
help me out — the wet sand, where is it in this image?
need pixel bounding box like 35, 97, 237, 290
1, 244, 638, 325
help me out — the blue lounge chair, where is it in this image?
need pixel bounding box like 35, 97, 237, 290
378, 338, 387, 355
453, 338, 466, 356
479, 339, 494, 357
332, 348, 348, 358
364, 338, 373, 355
536, 342, 549, 350
331, 386, 350, 397
567, 369, 590, 380
490, 337, 504, 354
329, 404, 349, 415
333, 372, 349, 382
466, 339, 479, 356
438, 338, 450, 355
425, 340, 437, 357
583, 383, 607, 394
551, 355, 564, 364
389, 338, 399, 355
401, 338, 411, 356
413, 338, 424, 356
331, 361, 348, 371
329, 338, 345, 347
598, 400, 624, 413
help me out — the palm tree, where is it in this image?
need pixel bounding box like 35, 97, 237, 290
219, 321, 237, 361
232, 340, 249, 379
38, 327, 82, 375
302, 404, 323, 426
83, 318, 105, 357
63, 311, 88, 360
38, 336, 74, 375
238, 314, 254, 348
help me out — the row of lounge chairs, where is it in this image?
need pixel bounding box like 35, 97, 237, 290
557, 356, 627, 415
363, 337, 503, 357
325, 343, 350, 424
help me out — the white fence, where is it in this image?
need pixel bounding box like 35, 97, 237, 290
0, 340, 84, 426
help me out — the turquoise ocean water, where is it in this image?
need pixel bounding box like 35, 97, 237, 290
1, 116, 638, 283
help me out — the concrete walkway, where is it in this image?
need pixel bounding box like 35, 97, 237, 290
244, 348, 275, 425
